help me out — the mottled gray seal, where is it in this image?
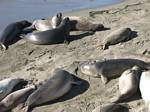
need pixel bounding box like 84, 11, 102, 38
98, 27, 132, 50
21, 17, 70, 45
79, 58, 150, 84
113, 66, 142, 103
0, 85, 36, 112
24, 68, 81, 112
0, 20, 32, 50
0, 78, 25, 101
140, 70, 150, 111
92, 103, 128, 112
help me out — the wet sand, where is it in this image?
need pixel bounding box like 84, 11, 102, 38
0, 0, 150, 112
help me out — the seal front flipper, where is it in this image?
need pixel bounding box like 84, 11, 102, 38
0, 43, 7, 51
101, 74, 108, 84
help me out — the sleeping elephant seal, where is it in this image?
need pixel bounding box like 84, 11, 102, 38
92, 103, 128, 112
67, 16, 104, 31
0, 20, 32, 50
78, 58, 150, 84
0, 78, 26, 101
24, 68, 82, 112
0, 85, 36, 112
140, 70, 150, 112
113, 66, 142, 103
99, 27, 132, 50
21, 17, 70, 45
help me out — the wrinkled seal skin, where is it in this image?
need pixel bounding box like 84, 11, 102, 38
113, 66, 142, 103
92, 103, 128, 112
0, 20, 32, 50
101, 27, 132, 49
0, 78, 25, 101
24, 69, 81, 112
140, 70, 150, 112
22, 17, 70, 45
0, 85, 36, 112
79, 58, 150, 84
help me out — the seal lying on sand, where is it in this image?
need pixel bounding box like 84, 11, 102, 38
78, 59, 150, 84
21, 17, 70, 45
92, 103, 128, 112
113, 66, 142, 103
0, 20, 32, 50
140, 70, 150, 112
98, 27, 132, 50
32, 13, 62, 31
0, 85, 36, 112
0, 78, 25, 101
24, 68, 81, 112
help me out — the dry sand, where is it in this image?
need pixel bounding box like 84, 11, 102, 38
0, 0, 150, 111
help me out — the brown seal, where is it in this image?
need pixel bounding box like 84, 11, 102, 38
98, 27, 132, 50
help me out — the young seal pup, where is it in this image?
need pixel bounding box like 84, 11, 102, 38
92, 103, 128, 112
0, 85, 36, 112
0, 20, 31, 50
113, 66, 142, 103
98, 27, 132, 50
0, 78, 25, 101
78, 59, 150, 84
21, 17, 70, 45
24, 68, 81, 112
140, 70, 150, 112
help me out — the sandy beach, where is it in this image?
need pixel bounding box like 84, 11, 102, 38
0, 0, 150, 111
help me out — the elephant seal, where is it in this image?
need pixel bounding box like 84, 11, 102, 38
0, 20, 32, 50
140, 70, 150, 111
92, 103, 128, 112
21, 17, 70, 45
67, 16, 104, 31
0, 85, 36, 112
98, 27, 132, 50
32, 19, 52, 31
78, 58, 150, 84
24, 68, 81, 112
0, 78, 25, 101
51, 12, 62, 28
113, 66, 142, 103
